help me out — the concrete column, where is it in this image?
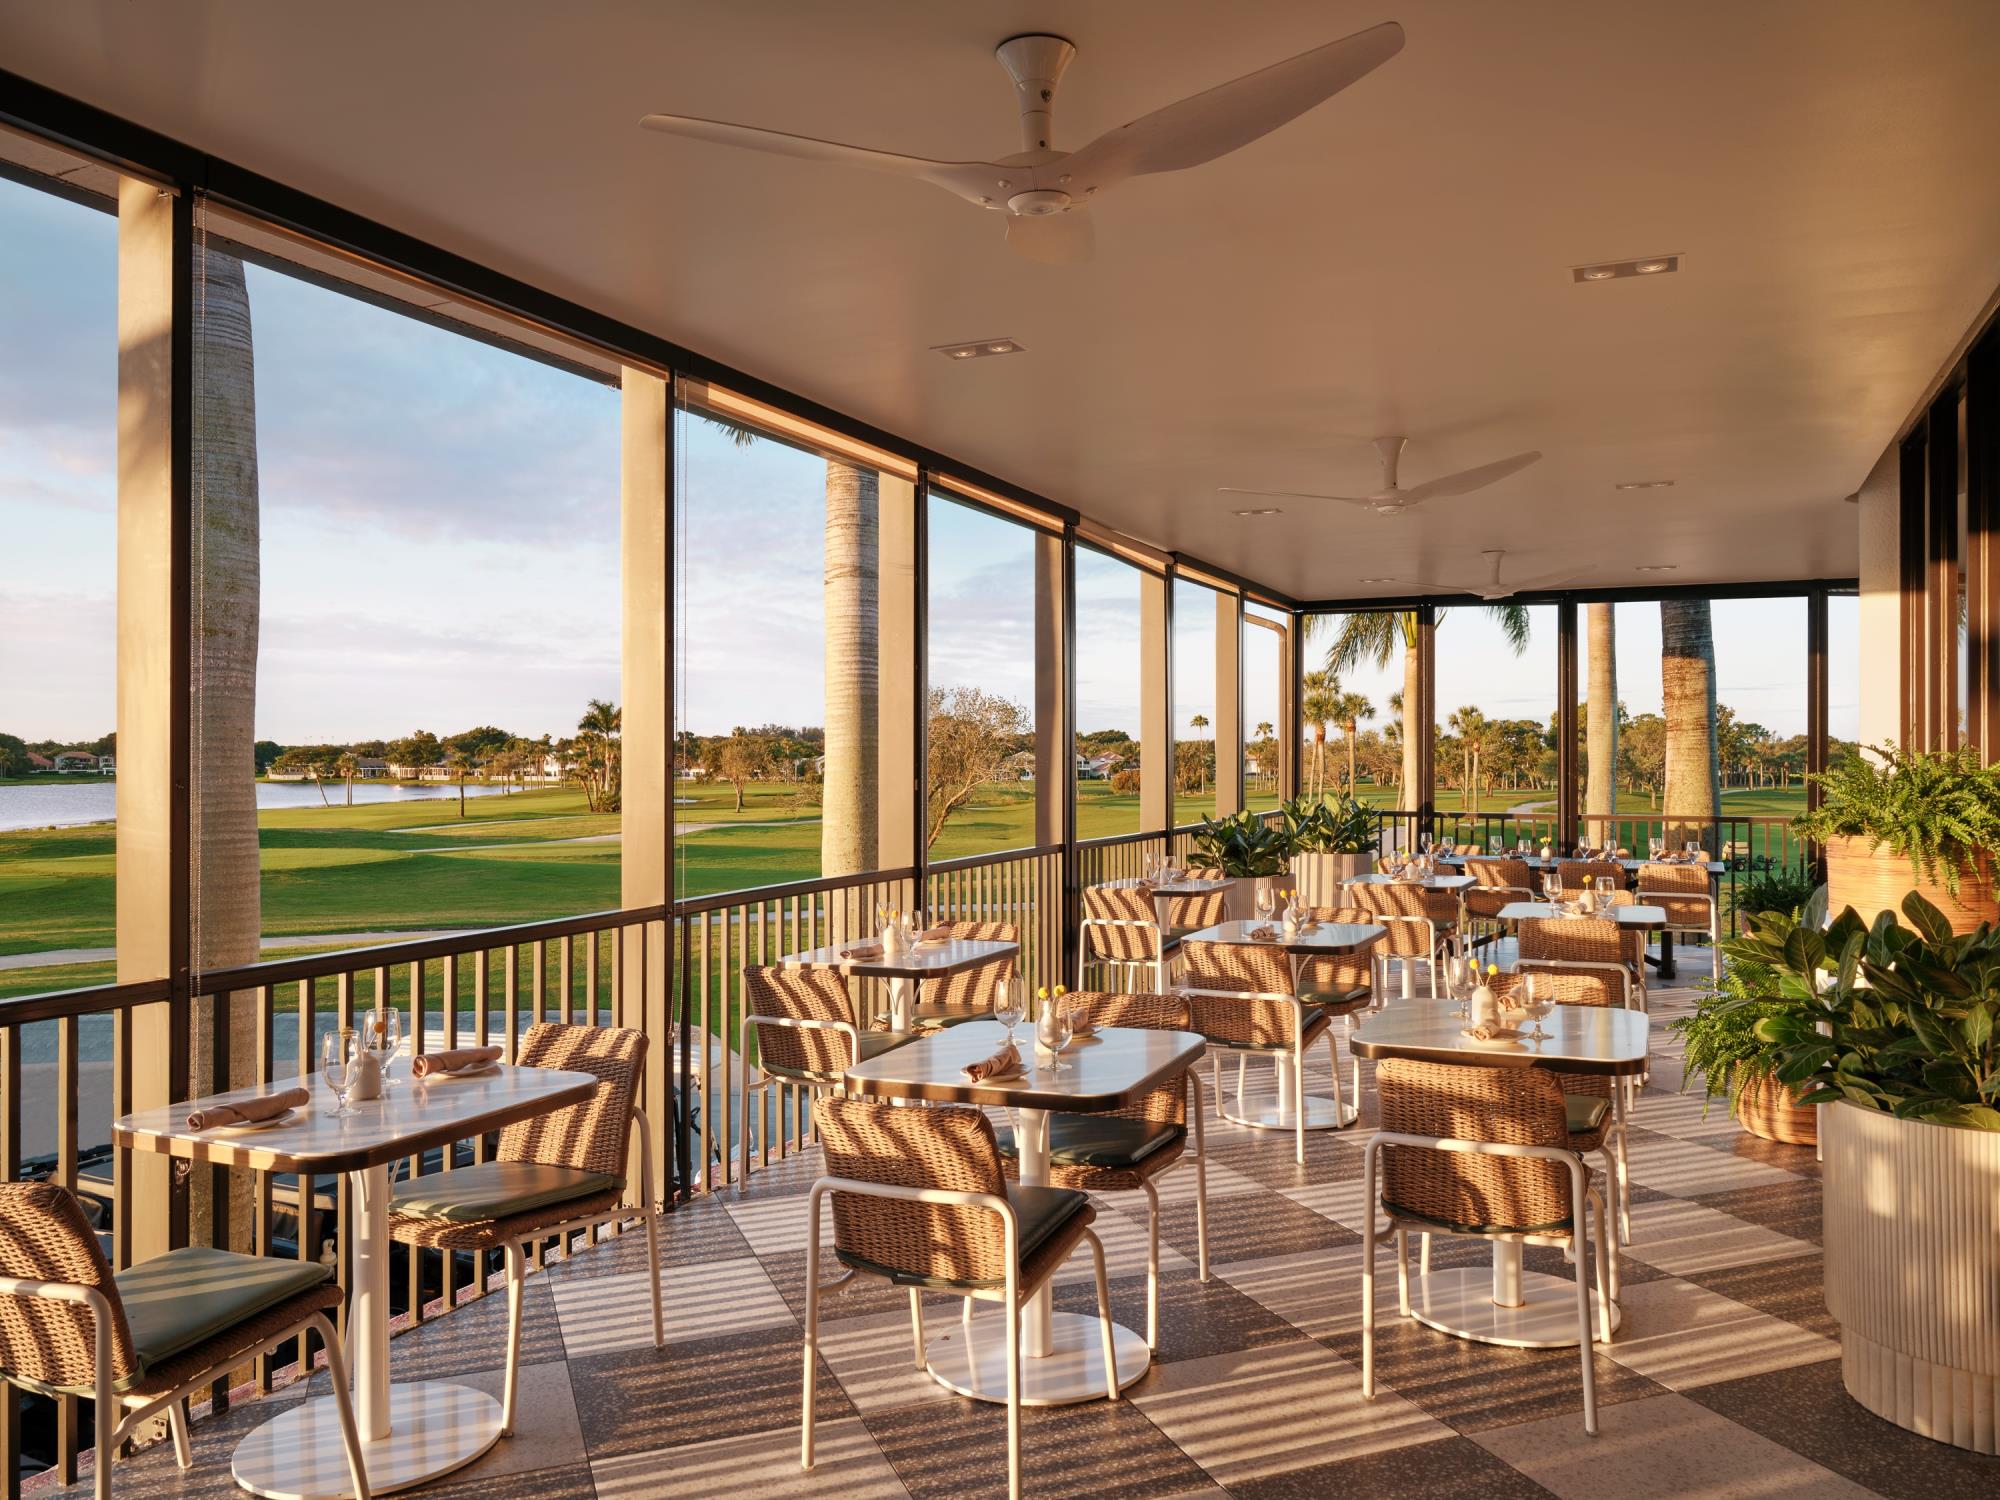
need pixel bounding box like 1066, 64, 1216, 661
1034, 530, 1070, 846
619, 368, 670, 1203
116, 179, 191, 1266
1856, 444, 1903, 750
1140, 570, 1172, 831
1214, 592, 1244, 814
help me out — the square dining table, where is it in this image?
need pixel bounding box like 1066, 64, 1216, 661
840, 1018, 1204, 1405
1496, 900, 1667, 931
115, 1063, 597, 1499
779, 935, 1019, 1030
1095, 872, 1237, 931
1348, 1001, 1647, 1348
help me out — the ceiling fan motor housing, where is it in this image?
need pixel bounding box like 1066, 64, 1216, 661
995, 34, 1078, 152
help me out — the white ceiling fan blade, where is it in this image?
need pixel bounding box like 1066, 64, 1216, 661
1398, 450, 1543, 504
1059, 21, 1404, 196
639, 113, 999, 207
1505, 567, 1590, 595
1006, 208, 1095, 265
1217, 485, 1376, 508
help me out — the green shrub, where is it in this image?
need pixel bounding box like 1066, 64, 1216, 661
1796, 743, 2000, 896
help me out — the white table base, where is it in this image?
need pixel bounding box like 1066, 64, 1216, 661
1406, 1242, 1620, 1349
231, 1383, 502, 1499
1221, 1054, 1356, 1131
234, 1161, 507, 1496
923, 1104, 1151, 1405
886, 974, 915, 1031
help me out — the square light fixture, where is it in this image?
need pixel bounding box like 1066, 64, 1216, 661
1572, 255, 1679, 283
1634, 563, 1679, 572
1614, 480, 1676, 490
1357, 576, 1397, 584
1231, 506, 1282, 517
933, 338, 1024, 360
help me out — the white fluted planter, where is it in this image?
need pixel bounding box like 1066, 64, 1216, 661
1823, 1101, 2000, 1453
1291, 851, 1373, 907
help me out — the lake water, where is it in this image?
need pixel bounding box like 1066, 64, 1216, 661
0, 779, 512, 832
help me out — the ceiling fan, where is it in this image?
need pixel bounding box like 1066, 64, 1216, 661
1399, 550, 1584, 601
1221, 436, 1542, 517
639, 21, 1405, 264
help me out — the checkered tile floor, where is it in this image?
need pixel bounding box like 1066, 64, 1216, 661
111, 951, 2000, 1499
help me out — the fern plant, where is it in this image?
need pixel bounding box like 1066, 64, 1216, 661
1671, 934, 1804, 1116
1795, 743, 2000, 896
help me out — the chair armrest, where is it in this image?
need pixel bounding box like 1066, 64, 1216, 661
741, 1013, 864, 1069
808, 1175, 1023, 1288
0, 1278, 115, 1425
1516, 956, 1635, 1008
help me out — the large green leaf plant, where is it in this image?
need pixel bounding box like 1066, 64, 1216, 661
1192, 810, 1292, 878
1735, 892, 2000, 1130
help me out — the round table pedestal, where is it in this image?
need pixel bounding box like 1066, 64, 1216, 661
1405, 1267, 1622, 1349
1232, 1095, 1358, 1130
925, 1309, 1151, 1406
232, 1383, 502, 1499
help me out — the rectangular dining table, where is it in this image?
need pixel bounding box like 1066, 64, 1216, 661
841, 1018, 1204, 1406
1496, 900, 1667, 931
1348, 1001, 1647, 1350
1450, 856, 1722, 977
778, 936, 1018, 1030
1096, 873, 1237, 932
115, 1064, 597, 1499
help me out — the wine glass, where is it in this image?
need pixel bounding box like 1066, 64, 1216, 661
365, 1005, 402, 1090
1256, 883, 1276, 923
1419, 833, 1433, 860
1683, 841, 1699, 859
1648, 836, 1664, 860
1521, 972, 1555, 1042
1142, 849, 1160, 882
1488, 834, 1501, 854
994, 976, 1025, 1041
1542, 870, 1562, 903
1044, 999, 1075, 1072
1595, 875, 1617, 913
321, 1029, 358, 1118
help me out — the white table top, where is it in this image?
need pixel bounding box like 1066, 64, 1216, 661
780, 936, 1017, 979
114, 1064, 598, 1174
1180, 919, 1387, 956
1098, 875, 1234, 895
1497, 901, 1668, 931
1447, 854, 1725, 877
1345, 872, 1475, 892
841, 1017, 1205, 1110
1350, 1002, 1649, 1077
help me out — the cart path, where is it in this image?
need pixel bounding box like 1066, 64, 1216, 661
0, 929, 469, 971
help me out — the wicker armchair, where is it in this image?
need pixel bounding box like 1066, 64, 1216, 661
1635, 861, 1719, 956
1554, 858, 1623, 894
1297, 906, 1380, 1106
1338, 881, 1454, 999
739, 965, 919, 1195
1178, 938, 1347, 1162
1360, 1059, 1612, 1436
804, 1096, 1117, 1500
0, 1182, 370, 1500
1462, 857, 1536, 944
910, 920, 1019, 1027
387, 1022, 658, 1438
1078, 883, 1176, 993
1520, 910, 1645, 1007
994, 991, 1209, 1347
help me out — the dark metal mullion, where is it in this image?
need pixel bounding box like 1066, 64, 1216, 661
1900, 430, 1931, 746
1806, 587, 1830, 882
1927, 387, 1962, 747
1969, 326, 2000, 760
913, 467, 932, 892
1415, 605, 1437, 840
1060, 521, 1080, 989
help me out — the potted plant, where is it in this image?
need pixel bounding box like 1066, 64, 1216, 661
1796, 743, 2000, 933
1191, 810, 1293, 919
1735, 894, 2000, 1452
1670, 924, 1819, 1145
1284, 794, 1379, 906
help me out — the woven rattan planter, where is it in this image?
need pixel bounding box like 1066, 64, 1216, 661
1823, 1102, 2000, 1453
1292, 851, 1373, 907
1731, 1069, 1818, 1146
1823, 835, 1998, 934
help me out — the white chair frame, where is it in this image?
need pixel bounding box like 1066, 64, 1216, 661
1339, 904, 1443, 1002
1360, 1132, 1612, 1437
0, 1280, 370, 1500
1516, 956, 1642, 1242
1075, 914, 1177, 994
1176, 976, 1345, 1164
1634, 883, 1721, 966
738, 1011, 867, 1196
802, 1176, 1117, 1500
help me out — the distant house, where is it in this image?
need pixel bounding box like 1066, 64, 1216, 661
25, 753, 54, 772
97, 755, 115, 775
53, 751, 98, 772
1078, 753, 1121, 780
354, 757, 388, 779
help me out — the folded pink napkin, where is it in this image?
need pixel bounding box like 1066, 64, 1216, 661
188, 1087, 309, 1131
918, 925, 954, 942
411, 1045, 501, 1079
1461, 1023, 1509, 1042
841, 941, 885, 960
1247, 922, 1279, 942
962, 1039, 1022, 1082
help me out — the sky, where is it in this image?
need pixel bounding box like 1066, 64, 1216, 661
2, 171, 1857, 751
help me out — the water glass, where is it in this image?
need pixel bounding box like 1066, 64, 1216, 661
1595, 875, 1616, 912
1489, 835, 1502, 854
994, 976, 1025, 1039
321, 1029, 358, 1118
1542, 871, 1562, 903
1044, 1000, 1075, 1070
1522, 973, 1554, 1041
1683, 841, 1699, 859
1648, 837, 1664, 860
1256, 883, 1276, 922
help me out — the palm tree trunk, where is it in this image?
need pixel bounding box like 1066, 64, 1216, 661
1585, 603, 1616, 842
821, 464, 878, 877
1346, 721, 1359, 797
1661, 600, 1720, 851
191, 249, 261, 1252
1400, 640, 1420, 812
1312, 724, 1327, 801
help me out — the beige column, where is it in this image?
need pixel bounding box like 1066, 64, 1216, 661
1278, 614, 1299, 798
1856, 444, 1904, 749
116, 179, 189, 1266
1214, 592, 1244, 814
1034, 530, 1070, 846
876, 475, 918, 875
619, 367, 671, 1204
1140, 570, 1172, 830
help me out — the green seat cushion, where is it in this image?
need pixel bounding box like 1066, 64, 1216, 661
1299, 983, 1371, 1010
390, 1161, 620, 1223
909, 1010, 988, 1031
116, 1247, 331, 1379
835, 1183, 1088, 1291
764, 1027, 916, 1082
1565, 1096, 1610, 1134
994, 1116, 1185, 1171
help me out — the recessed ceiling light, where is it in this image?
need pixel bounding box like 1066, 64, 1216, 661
1357, 576, 1397, 584
1572, 255, 1679, 283
1634, 564, 1680, 573
1231, 507, 1282, 517
1614, 480, 1676, 491
932, 338, 1024, 361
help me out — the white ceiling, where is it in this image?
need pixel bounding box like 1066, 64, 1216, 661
6, 0, 2000, 600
